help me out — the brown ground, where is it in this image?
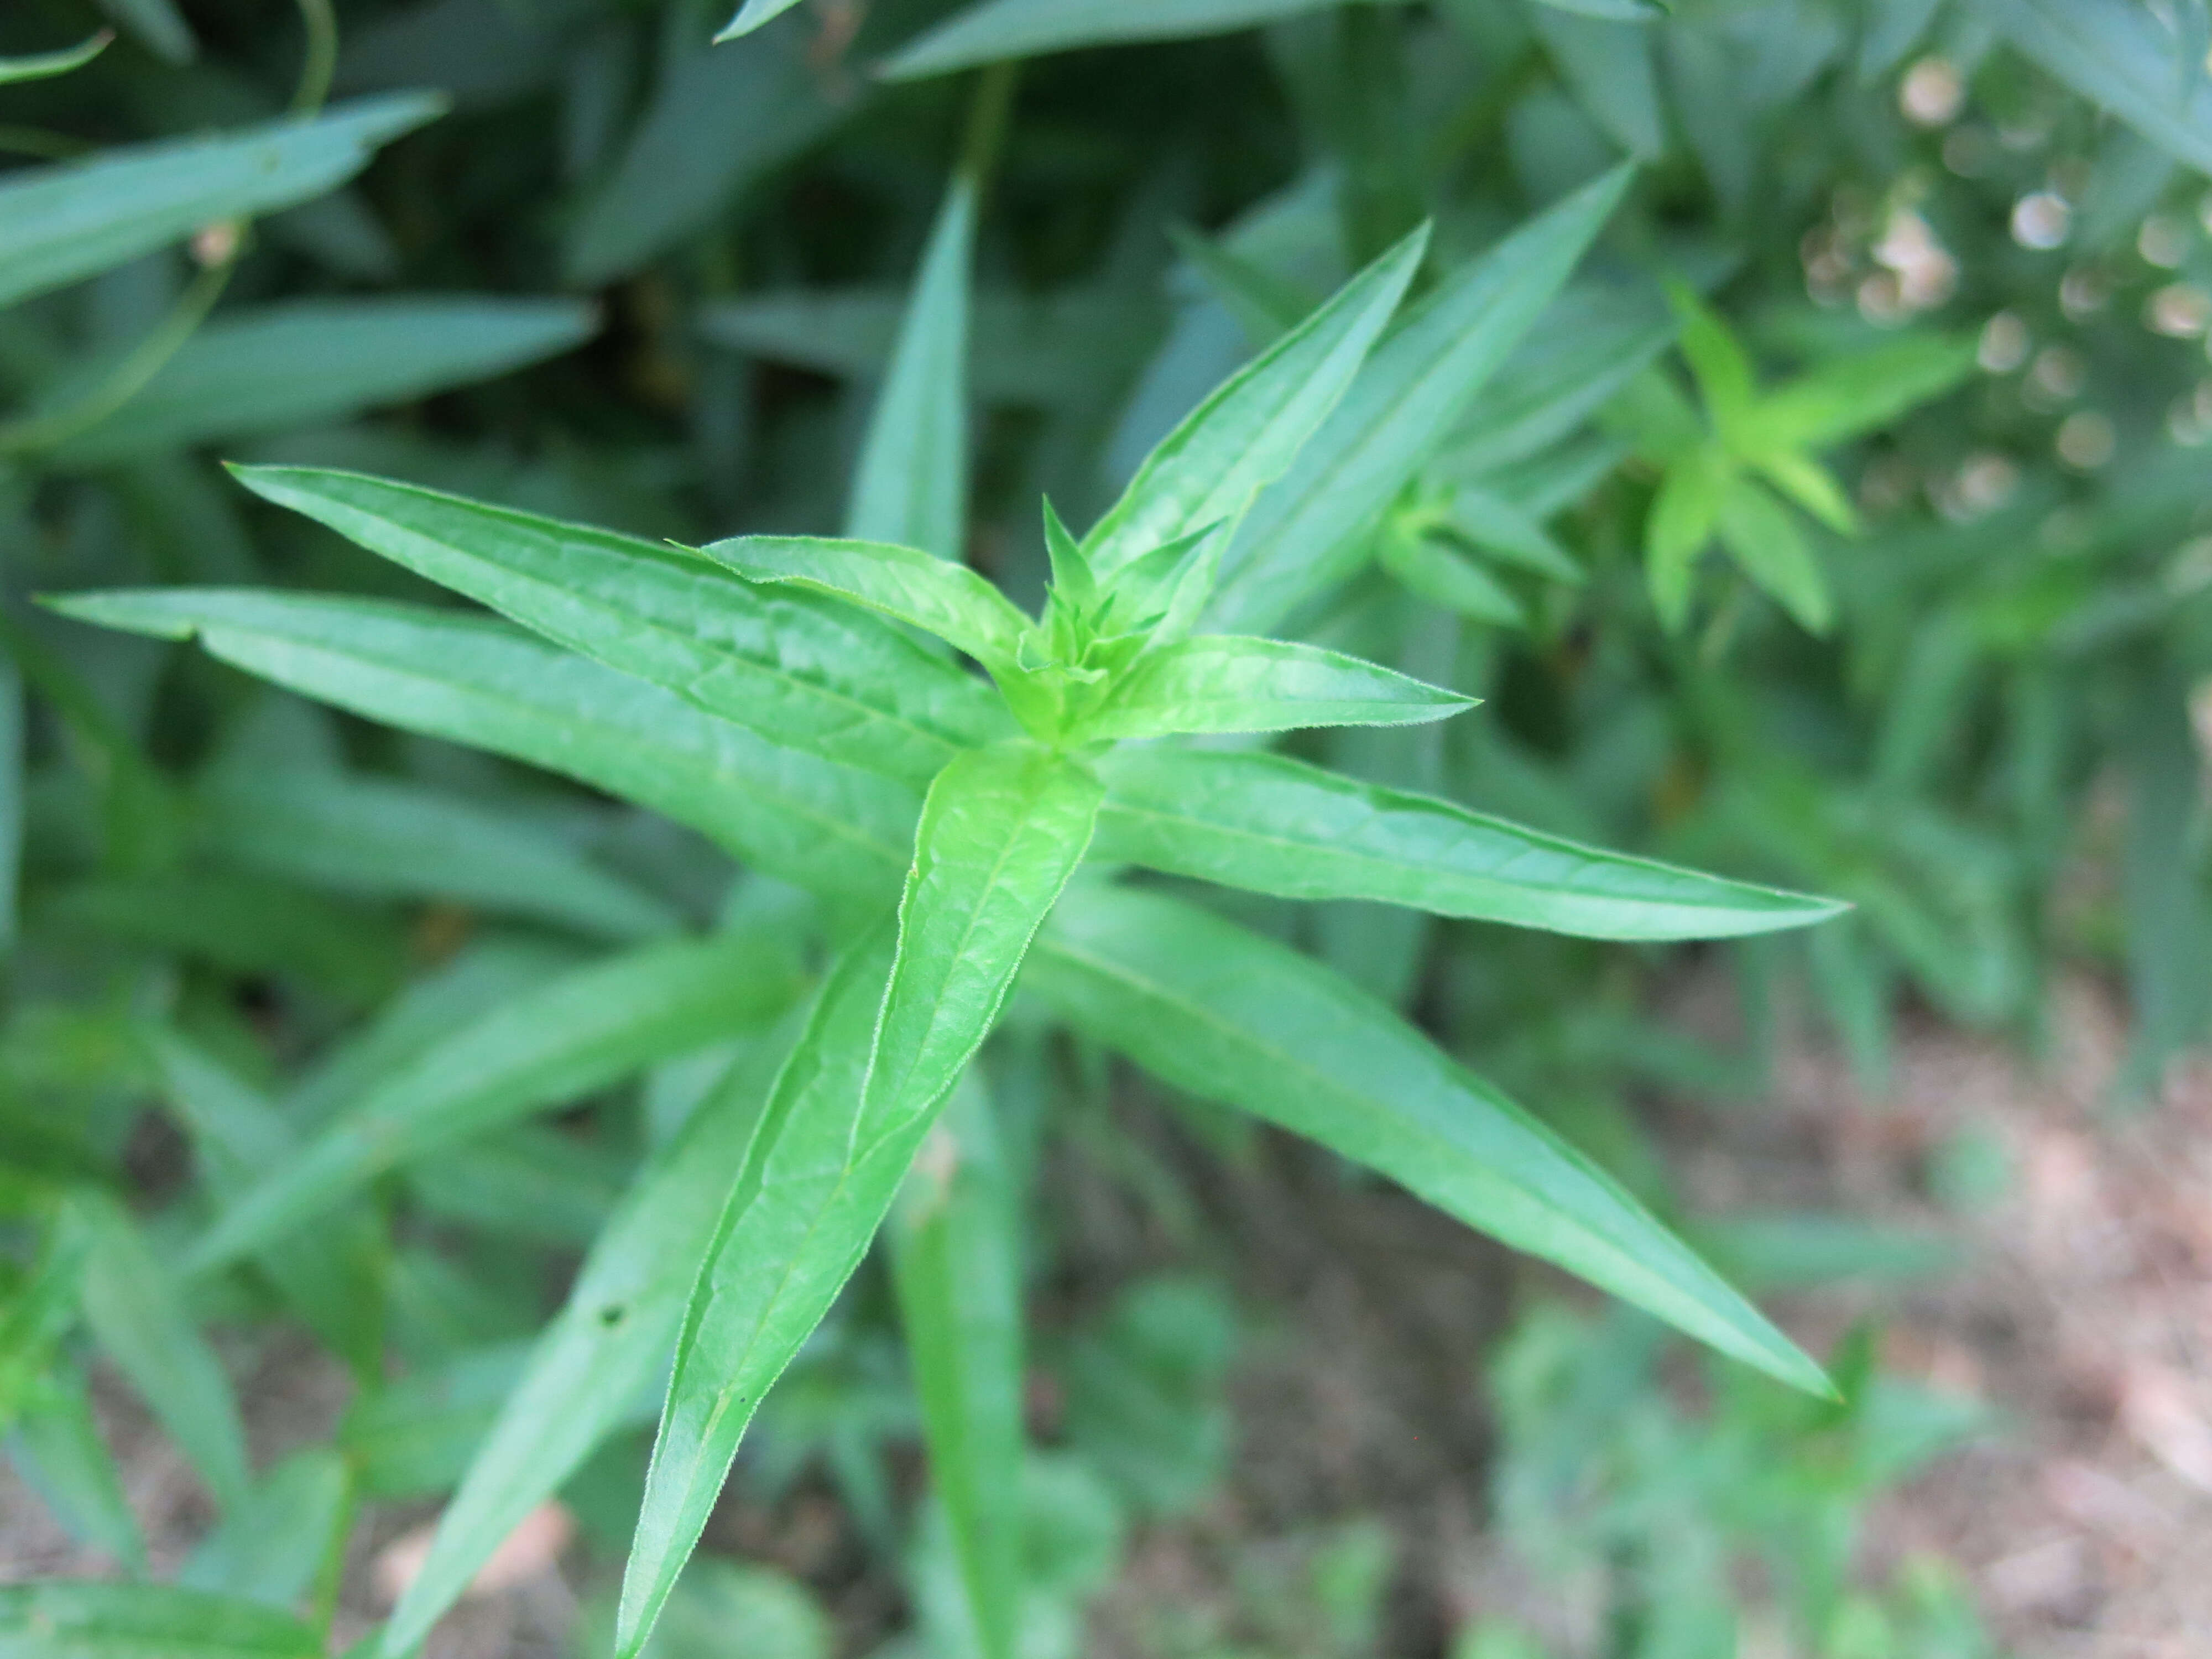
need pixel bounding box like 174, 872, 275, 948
4, 977, 2206, 1657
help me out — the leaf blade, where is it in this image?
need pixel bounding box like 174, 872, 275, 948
1081, 637, 1473, 740
1091, 748, 1848, 938
697, 535, 1033, 665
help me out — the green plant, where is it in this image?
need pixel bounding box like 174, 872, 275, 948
23, 98, 1862, 1652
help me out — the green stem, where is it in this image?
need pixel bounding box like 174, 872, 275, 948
959, 60, 1019, 193
292, 0, 338, 113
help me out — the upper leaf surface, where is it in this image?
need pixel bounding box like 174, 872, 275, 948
1209, 165, 1632, 633
0, 1583, 321, 1658
698, 535, 1034, 666
1083, 224, 1428, 583
0, 94, 442, 310
1092, 748, 1847, 938
1030, 885, 1831, 1396
232, 467, 1003, 781
48, 589, 919, 900
1079, 637, 1473, 740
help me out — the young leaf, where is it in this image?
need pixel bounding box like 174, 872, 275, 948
44, 301, 597, 467
1753, 334, 1976, 449
888, 1076, 1026, 1659
1714, 476, 1832, 633
0, 31, 112, 85
1030, 885, 1831, 1396
66, 1190, 254, 1511
857, 744, 1105, 1151
1083, 224, 1429, 582
178, 1449, 354, 1614
1079, 637, 1473, 740
1667, 282, 1757, 440
200, 768, 682, 942
847, 177, 977, 561
1091, 749, 1848, 938
0, 94, 443, 310
47, 589, 919, 900
0, 1584, 322, 1659
1379, 534, 1527, 626
880, 0, 1407, 80
623, 749, 1097, 1655
379, 1040, 791, 1658
697, 535, 1033, 666
229, 467, 1003, 783
1210, 165, 1634, 632
186, 930, 802, 1273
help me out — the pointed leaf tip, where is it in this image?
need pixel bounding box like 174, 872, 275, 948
714, 0, 807, 40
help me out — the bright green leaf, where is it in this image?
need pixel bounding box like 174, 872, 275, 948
1084, 224, 1429, 582
1029, 886, 1831, 1395
1715, 476, 1832, 632
1210, 165, 1632, 632
1645, 445, 1729, 630
1754, 334, 1976, 449
697, 535, 1033, 666
1091, 748, 1848, 938
0, 1583, 321, 1659
1078, 637, 1473, 740
45, 589, 919, 900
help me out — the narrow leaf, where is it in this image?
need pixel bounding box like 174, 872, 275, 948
1210, 165, 1633, 632
697, 535, 1032, 665
1991, 0, 2212, 174
1091, 749, 1848, 938
178, 1449, 353, 1614
847, 178, 977, 560
200, 768, 682, 942
622, 748, 1098, 1655
67, 1191, 253, 1510
1079, 637, 1473, 740
230, 467, 1003, 784
0, 94, 443, 310
186, 931, 801, 1273
46, 589, 919, 900
0, 1584, 320, 1659
47, 300, 598, 468
1084, 225, 1428, 582
1645, 445, 1727, 630
888, 1076, 1026, 1659
6, 1366, 147, 1573
1029, 886, 1830, 1395
380, 1041, 789, 1658
1754, 334, 1975, 448
1715, 477, 1832, 633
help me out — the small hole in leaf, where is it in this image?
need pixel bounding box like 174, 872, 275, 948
598, 1305, 625, 1327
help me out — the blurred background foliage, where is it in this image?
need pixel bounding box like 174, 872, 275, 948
3, 0, 2210, 1653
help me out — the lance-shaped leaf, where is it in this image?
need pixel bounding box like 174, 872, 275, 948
847, 178, 977, 560
0, 1584, 322, 1659
1092, 749, 1848, 939
1209, 165, 1632, 633
620, 749, 1099, 1656
380, 1040, 790, 1659
46, 300, 598, 468
1990, 0, 2212, 175
1083, 225, 1428, 583
1078, 637, 1472, 741
858, 746, 1105, 1151
1752, 333, 1976, 451
889, 1075, 1026, 1659
880, 0, 1412, 79
229, 468, 1000, 784
149, 1033, 387, 1379
718, 0, 807, 40
7, 1365, 147, 1573
698, 536, 1033, 666
186, 931, 801, 1273
200, 768, 681, 942
46, 589, 918, 900
0, 94, 443, 310
1028, 886, 1831, 1396
66, 1190, 253, 1510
